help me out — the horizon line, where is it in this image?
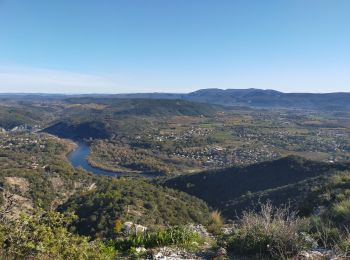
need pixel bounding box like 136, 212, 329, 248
0, 88, 350, 95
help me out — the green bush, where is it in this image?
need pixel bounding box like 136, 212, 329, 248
311, 220, 350, 256
330, 198, 350, 223
309, 217, 342, 248
225, 203, 314, 259
0, 210, 116, 259
335, 230, 350, 256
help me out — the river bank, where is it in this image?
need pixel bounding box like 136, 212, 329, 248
67, 141, 163, 178
87, 151, 143, 175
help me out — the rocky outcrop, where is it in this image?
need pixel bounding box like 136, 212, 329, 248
123, 221, 148, 234
149, 247, 200, 260
297, 250, 344, 260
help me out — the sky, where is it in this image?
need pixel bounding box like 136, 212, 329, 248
0, 0, 349, 94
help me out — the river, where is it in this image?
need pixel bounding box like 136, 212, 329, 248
68, 143, 162, 178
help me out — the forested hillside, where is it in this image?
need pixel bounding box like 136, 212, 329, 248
162, 156, 350, 217
0, 132, 212, 258
43, 98, 219, 140
59, 178, 210, 239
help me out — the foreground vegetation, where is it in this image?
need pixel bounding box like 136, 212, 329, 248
0, 210, 116, 259
3, 201, 350, 259
221, 202, 350, 259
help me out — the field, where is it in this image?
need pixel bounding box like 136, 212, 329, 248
87, 108, 350, 175
0, 96, 349, 175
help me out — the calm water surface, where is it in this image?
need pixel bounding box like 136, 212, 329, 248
68, 143, 161, 178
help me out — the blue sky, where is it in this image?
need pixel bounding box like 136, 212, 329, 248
0, 0, 349, 93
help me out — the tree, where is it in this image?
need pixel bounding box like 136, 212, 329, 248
0, 209, 116, 259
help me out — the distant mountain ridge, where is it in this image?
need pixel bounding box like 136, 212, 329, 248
186, 88, 350, 110
110, 88, 350, 111
1, 88, 350, 111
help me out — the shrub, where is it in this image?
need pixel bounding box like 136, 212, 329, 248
225, 202, 314, 259
330, 198, 350, 223
114, 219, 123, 234
310, 216, 350, 256
0, 210, 116, 259
309, 217, 342, 248
335, 229, 350, 256
208, 210, 224, 235
115, 226, 202, 252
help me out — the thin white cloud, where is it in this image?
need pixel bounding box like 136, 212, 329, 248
0, 66, 349, 94
0, 66, 200, 94
0, 67, 118, 93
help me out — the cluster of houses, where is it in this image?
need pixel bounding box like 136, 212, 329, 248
0, 133, 52, 170
153, 127, 213, 142
230, 124, 350, 162
0, 124, 41, 133
0, 135, 47, 150
168, 143, 280, 168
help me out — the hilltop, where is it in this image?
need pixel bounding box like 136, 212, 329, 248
186, 88, 350, 111
42, 98, 218, 140
162, 156, 350, 217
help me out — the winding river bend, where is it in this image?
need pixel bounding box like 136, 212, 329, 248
68, 143, 162, 178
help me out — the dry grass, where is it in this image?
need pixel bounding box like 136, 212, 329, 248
226, 202, 314, 259
207, 210, 224, 235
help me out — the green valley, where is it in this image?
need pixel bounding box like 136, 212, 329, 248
0, 92, 350, 259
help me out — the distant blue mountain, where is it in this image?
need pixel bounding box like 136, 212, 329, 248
111, 88, 350, 111
1, 88, 350, 110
